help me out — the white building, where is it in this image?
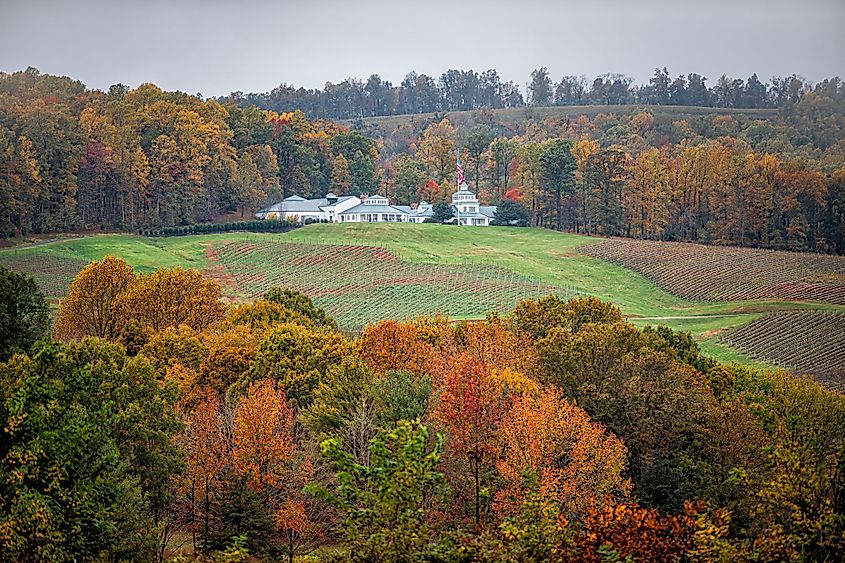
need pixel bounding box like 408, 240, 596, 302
256, 186, 497, 225
451, 184, 497, 226
255, 193, 360, 222
337, 194, 408, 223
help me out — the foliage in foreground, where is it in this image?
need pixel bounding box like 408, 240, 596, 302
1, 263, 844, 561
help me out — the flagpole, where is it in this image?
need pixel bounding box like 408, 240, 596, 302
455, 147, 461, 226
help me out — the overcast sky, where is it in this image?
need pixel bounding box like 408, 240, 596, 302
1, 0, 843, 97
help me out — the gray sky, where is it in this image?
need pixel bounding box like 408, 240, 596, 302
1, 0, 843, 97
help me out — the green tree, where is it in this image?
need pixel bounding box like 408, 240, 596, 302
299, 357, 376, 437
528, 67, 553, 106
264, 287, 337, 330
246, 323, 350, 407
585, 147, 627, 235
348, 151, 378, 196
392, 154, 426, 205
312, 420, 446, 562
539, 139, 576, 230
465, 131, 491, 192
0, 338, 183, 561
372, 370, 432, 427
0, 267, 50, 361
493, 199, 530, 226
431, 202, 454, 223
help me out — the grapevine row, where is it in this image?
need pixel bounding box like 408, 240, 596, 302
212, 240, 579, 331
580, 238, 845, 304
719, 311, 845, 391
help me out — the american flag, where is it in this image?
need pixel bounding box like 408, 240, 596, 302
456, 154, 464, 185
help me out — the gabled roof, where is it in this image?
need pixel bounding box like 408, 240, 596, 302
479, 205, 498, 218
320, 195, 356, 209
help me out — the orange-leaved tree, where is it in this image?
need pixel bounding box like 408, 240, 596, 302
233, 379, 295, 492
445, 318, 538, 377
180, 391, 228, 554
433, 354, 535, 527
495, 386, 631, 520
233, 380, 331, 563
563, 501, 732, 563
356, 319, 435, 377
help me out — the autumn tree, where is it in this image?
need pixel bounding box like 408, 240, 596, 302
417, 118, 456, 185
233, 380, 295, 494
55, 255, 136, 340
564, 501, 733, 563
123, 267, 226, 332
330, 153, 352, 194
180, 392, 227, 553
247, 323, 350, 407
495, 387, 630, 520
196, 325, 260, 396
233, 151, 265, 218
624, 148, 671, 238
434, 354, 532, 527
356, 319, 435, 377
510, 295, 622, 340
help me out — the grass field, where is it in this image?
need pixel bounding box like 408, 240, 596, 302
1, 223, 840, 384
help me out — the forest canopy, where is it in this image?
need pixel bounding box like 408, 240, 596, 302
1, 263, 844, 561
1, 67, 844, 253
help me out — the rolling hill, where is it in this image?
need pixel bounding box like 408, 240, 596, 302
1, 223, 842, 386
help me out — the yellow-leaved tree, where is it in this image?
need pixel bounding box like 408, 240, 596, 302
123, 267, 226, 332
56, 258, 226, 342
55, 255, 136, 340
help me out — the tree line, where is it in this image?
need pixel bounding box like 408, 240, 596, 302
2, 262, 844, 561
222, 67, 834, 120
0, 68, 382, 235
2, 67, 844, 253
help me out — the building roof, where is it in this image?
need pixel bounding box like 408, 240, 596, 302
479, 206, 498, 218
258, 194, 361, 215
339, 203, 409, 215
279, 197, 326, 213
321, 195, 356, 208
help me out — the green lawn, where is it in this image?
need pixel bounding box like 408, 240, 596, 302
2, 223, 835, 369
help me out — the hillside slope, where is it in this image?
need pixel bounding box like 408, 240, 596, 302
2, 223, 842, 383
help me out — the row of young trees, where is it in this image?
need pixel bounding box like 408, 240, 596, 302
2, 261, 844, 561
225, 67, 834, 120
